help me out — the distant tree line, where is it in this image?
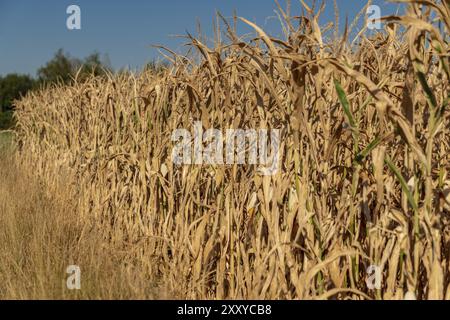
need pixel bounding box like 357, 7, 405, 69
0, 49, 167, 130
0, 49, 112, 129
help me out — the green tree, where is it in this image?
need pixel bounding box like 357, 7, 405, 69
0, 73, 34, 129
76, 52, 112, 81
37, 49, 75, 85
0, 74, 35, 111
37, 49, 112, 85
0, 50, 111, 129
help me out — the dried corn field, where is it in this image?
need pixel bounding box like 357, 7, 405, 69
8, 0, 450, 299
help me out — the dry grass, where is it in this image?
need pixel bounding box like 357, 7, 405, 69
7, 0, 450, 299
0, 150, 168, 299
0, 131, 13, 152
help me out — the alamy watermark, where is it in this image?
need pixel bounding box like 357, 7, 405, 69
367, 5, 382, 30
366, 265, 382, 290
66, 5, 81, 30
66, 265, 81, 290
64, 4, 381, 31
171, 122, 281, 175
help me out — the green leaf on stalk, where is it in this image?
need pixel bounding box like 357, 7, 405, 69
417, 72, 437, 109
334, 79, 356, 128
353, 136, 382, 165
385, 157, 418, 212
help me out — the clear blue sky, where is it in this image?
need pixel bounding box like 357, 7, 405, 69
0, 0, 398, 76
